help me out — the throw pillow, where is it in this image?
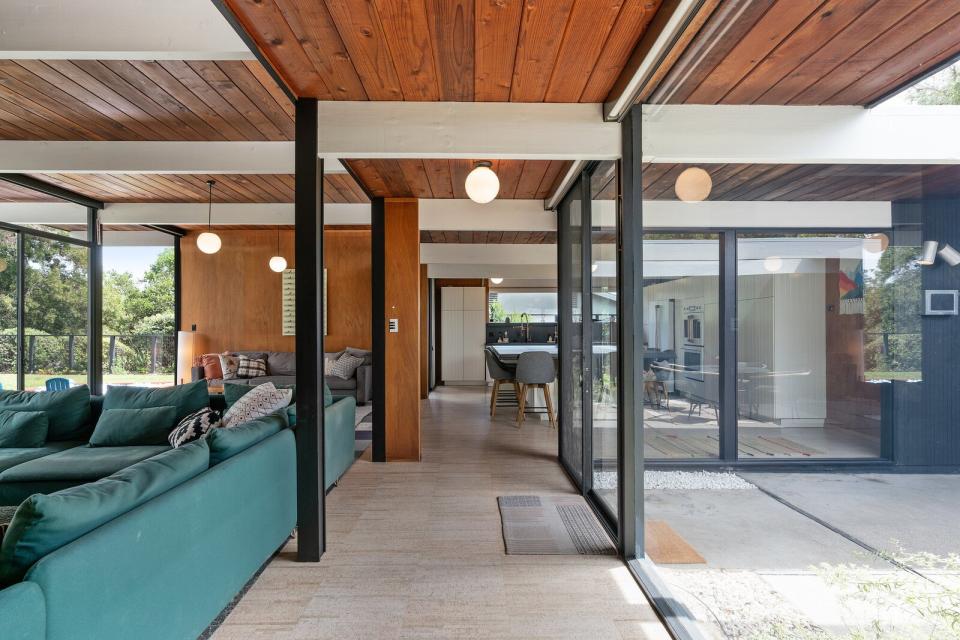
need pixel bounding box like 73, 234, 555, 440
88, 406, 177, 447
200, 354, 224, 380
224, 382, 295, 408
0, 411, 49, 448
324, 358, 336, 376
221, 382, 292, 428
236, 355, 267, 379
0, 385, 91, 442
218, 352, 239, 380
168, 407, 221, 448
329, 353, 364, 380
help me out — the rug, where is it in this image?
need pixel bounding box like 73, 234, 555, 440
497, 495, 616, 555
355, 409, 373, 458
645, 520, 705, 564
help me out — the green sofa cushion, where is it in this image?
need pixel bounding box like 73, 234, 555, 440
224, 382, 297, 408
0, 442, 81, 475
102, 380, 208, 421
206, 412, 287, 466
88, 406, 176, 447
0, 440, 209, 586
324, 384, 333, 408
0, 445, 168, 484
0, 386, 91, 442
0, 411, 48, 449
0, 581, 45, 640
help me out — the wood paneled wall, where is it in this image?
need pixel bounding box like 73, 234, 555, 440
180, 228, 371, 355
383, 199, 421, 461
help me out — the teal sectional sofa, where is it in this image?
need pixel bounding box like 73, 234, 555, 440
0, 381, 357, 639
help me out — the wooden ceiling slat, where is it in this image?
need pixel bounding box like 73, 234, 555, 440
187, 61, 286, 140
495, 159, 523, 199
374, 0, 441, 100
757, 0, 922, 105
722, 0, 877, 105
583, 0, 666, 102
537, 160, 568, 199
99, 60, 228, 140
0, 99, 71, 139
49, 60, 189, 141
544, 0, 623, 102
514, 160, 550, 199
428, 0, 475, 101
221, 0, 331, 98
271, 0, 367, 99
449, 160, 472, 200
157, 61, 267, 141
826, 9, 960, 105
398, 160, 434, 198
423, 160, 454, 198
323, 0, 404, 100
0, 60, 145, 140
15, 60, 160, 140
127, 61, 248, 141
510, 0, 576, 102
685, 1, 823, 104
474, 0, 524, 101
242, 61, 295, 119
0, 82, 102, 140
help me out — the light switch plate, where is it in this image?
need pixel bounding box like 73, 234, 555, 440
389, 318, 399, 333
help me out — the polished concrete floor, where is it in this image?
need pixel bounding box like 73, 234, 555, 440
212, 386, 669, 640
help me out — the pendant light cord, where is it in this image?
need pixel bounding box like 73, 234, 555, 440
206, 180, 215, 230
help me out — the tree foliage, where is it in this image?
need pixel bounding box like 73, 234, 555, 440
906, 64, 960, 105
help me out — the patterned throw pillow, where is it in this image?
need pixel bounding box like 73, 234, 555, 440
168, 407, 222, 448
329, 353, 364, 380
323, 358, 336, 376
236, 355, 267, 379
218, 353, 240, 380
221, 382, 292, 428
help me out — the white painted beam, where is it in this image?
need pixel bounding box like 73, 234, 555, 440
0, 141, 295, 174
100, 203, 370, 226
427, 264, 557, 279
419, 200, 555, 231
0, 203, 88, 223
317, 102, 620, 160
642, 104, 960, 164
420, 243, 556, 265
0, 0, 252, 60
641, 200, 891, 228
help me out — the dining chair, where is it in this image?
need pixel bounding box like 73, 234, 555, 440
515, 351, 557, 429
485, 348, 519, 417
45, 377, 70, 391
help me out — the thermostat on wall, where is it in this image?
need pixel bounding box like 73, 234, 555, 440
924, 290, 958, 316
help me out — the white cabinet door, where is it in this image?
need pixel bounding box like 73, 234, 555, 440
441, 309, 463, 381
462, 286, 486, 311
441, 287, 463, 311
462, 309, 486, 380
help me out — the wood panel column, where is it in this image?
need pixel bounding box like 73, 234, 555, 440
372, 198, 421, 461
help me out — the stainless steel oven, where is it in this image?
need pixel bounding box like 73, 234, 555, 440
682, 303, 704, 347
682, 346, 704, 383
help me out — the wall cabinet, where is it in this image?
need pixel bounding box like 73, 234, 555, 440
441, 286, 486, 383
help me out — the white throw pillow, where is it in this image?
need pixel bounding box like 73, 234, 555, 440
222, 382, 292, 428
218, 352, 239, 380
330, 353, 364, 380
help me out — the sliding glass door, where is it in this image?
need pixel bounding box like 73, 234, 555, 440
558, 161, 622, 529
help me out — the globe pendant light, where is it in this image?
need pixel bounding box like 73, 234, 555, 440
675, 167, 712, 202
196, 180, 222, 254
269, 225, 287, 273
465, 161, 499, 204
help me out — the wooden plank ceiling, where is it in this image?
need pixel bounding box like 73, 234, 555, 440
345, 159, 571, 199
11, 173, 367, 204
0, 60, 292, 140
644, 163, 960, 201
221, 0, 663, 101
650, 0, 960, 105
421, 230, 557, 244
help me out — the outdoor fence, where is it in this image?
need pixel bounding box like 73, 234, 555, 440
0, 333, 176, 375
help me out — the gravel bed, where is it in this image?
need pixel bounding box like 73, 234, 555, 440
593, 470, 756, 490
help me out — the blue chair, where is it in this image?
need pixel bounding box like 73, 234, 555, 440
45, 377, 70, 391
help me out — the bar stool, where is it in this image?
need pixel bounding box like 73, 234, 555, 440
485, 348, 519, 417
515, 351, 557, 429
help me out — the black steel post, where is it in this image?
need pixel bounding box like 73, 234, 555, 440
16, 232, 24, 391
294, 98, 325, 562
370, 197, 386, 463
619, 105, 644, 559
87, 207, 103, 394
719, 232, 738, 461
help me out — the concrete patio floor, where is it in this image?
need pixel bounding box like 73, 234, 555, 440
646, 472, 960, 639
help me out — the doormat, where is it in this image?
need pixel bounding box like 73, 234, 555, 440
645, 520, 705, 564
497, 495, 616, 555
